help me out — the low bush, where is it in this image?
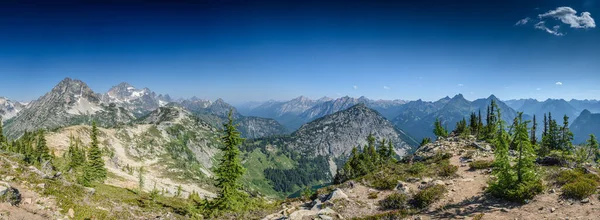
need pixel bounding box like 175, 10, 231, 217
438, 162, 458, 177
379, 192, 408, 210
408, 162, 426, 175
368, 191, 379, 199
356, 209, 409, 220
488, 178, 544, 203
370, 175, 400, 190
562, 178, 598, 199
556, 169, 581, 185
413, 185, 446, 208
469, 160, 493, 170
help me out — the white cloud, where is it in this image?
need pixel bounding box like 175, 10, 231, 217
517, 6, 595, 36
516, 17, 531, 25
383, 86, 390, 90
555, 81, 563, 85
534, 21, 564, 36
539, 7, 596, 29
458, 84, 464, 87
353, 85, 358, 90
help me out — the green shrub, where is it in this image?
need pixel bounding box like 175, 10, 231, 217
368, 191, 379, 199
379, 192, 408, 210
469, 160, 493, 170
356, 210, 409, 220
413, 185, 446, 208
408, 162, 426, 175
510, 180, 544, 202
562, 178, 598, 199
370, 175, 399, 190
428, 152, 452, 163
438, 162, 458, 177
488, 178, 544, 203
556, 169, 581, 185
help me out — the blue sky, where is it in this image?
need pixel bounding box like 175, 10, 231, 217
0, 0, 598, 104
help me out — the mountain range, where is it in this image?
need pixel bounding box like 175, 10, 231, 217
1, 77, 599, 200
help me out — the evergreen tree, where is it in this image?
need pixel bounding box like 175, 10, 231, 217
433, 118, 448, 139
490, 124, 513, 197
138, 166, 145, 193
587, 134, 600, 162
387, 141, 396, 162
514, 113, 536, 183
530, 115, 537, 145
477, 110, 484, 137
86, 121, 107, 184
559, 115, 573, 152
376, 139, 389, 163
420, 137, 431, 147
68, 136, 86, 169
0, 117, 5, 149
366, 134, 378, 166
469, 112, 478, 135
454, 117, 468, 136
543, 113, 548, 137
212, 110, 248, 212
35, 129, 51, 164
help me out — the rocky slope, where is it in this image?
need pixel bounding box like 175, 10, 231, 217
264, 135, 600, 220
46, 105, 220, 198
182, 98, 288, 139
3, 78, 134, 139
570, 109, 600, 144
0, 97, 26, 122
292, 103, 418, 158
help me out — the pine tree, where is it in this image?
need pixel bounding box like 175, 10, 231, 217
0, 117, 5, 149
454, 117, 468, 136
35, 130, 51, 164
420, 137, 431, 147
212, 110, 248, 212
469, 112, 478, 135
559, 115, 573, 152
433, 118, 448, 139
477, 110, 484, 137
387, 141, 396, 162
376, 139, 389, 163
543, 113, 548, 137
138, 166, 145, 193
490, 125, 513, 197
587, 134, 600, 162
176, 185, 183, 198
514, 113, 536, 183
86, 121, 107, 184
366, 133, 378, 166
530, 115, 537, 145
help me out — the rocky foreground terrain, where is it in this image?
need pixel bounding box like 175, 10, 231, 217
261, 136, 600, 220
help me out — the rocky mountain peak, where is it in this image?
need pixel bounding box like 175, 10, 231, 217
293, 104, 418, 158
580, 109, 592, 116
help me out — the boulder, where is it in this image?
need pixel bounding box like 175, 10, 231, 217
0, 182, 21, 206
310, 199, 322, 211
326, 188, 349, 202
68, 208, 75, 218
395, 181, 410, 194
318, 207, 337, 215
433, 180, 445, 186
